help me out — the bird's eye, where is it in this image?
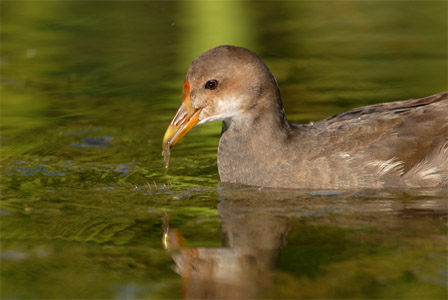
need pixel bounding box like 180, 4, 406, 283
205, 79, 218, 90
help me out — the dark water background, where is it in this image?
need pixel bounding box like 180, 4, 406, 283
1, 1, 447, 299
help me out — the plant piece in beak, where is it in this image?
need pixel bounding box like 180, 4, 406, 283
162, 81, 201, 171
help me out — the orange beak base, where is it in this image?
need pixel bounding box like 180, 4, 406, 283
162, 81, 201, 150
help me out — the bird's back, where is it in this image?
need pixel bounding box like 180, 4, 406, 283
288, 92, 448, 188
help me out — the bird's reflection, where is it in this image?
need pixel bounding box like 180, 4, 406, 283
162, 185, 294, 299
162, 184, 448, 299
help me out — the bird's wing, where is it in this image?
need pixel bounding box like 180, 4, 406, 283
304, 92, 448, 174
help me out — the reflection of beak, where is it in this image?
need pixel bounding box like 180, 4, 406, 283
162, 81, 201, 149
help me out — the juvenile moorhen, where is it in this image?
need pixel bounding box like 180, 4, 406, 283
163, 45, 447, 189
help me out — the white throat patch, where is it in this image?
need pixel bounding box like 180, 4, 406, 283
198, 97, 244, 124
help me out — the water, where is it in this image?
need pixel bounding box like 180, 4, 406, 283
1, 1, 447, 299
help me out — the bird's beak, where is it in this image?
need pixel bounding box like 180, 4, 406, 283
162, 81, 201, 149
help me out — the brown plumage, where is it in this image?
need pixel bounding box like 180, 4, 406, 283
163, 45, 448, 189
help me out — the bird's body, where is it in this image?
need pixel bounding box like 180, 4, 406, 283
163, 46, 448, 189
218, 92, 448, 189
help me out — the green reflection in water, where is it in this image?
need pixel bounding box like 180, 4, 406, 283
179, 0, 255, 64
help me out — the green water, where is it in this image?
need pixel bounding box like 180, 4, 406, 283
1, 1, 447, 299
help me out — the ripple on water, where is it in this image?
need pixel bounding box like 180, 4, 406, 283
69, 136, 114, 148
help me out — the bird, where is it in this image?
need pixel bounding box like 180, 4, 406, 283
162, 45, 448, 189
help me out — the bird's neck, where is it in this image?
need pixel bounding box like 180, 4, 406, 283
217, 92, 293, 186
225, 81, 291, 137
